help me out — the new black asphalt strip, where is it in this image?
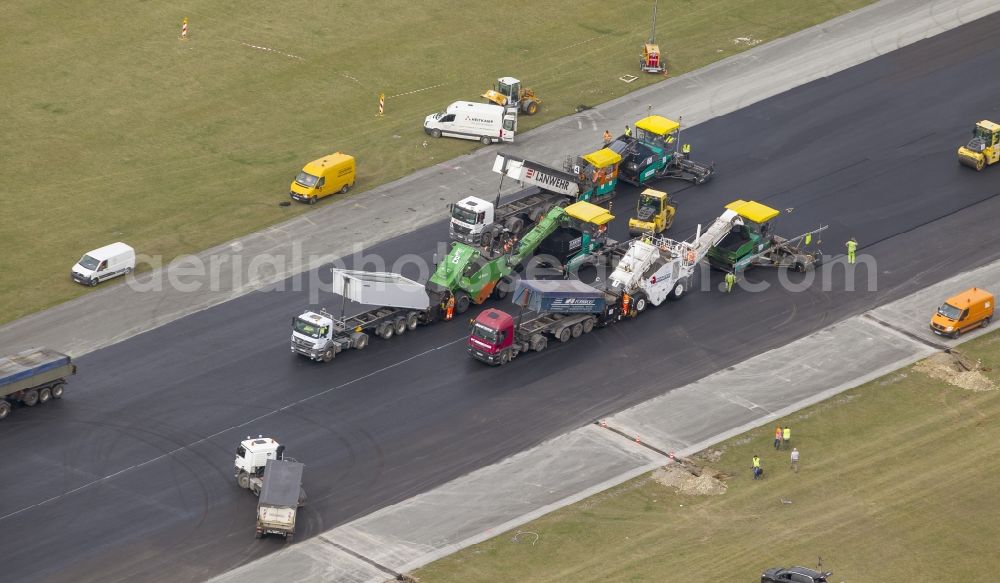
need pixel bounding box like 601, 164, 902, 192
3, 13, 1000, 583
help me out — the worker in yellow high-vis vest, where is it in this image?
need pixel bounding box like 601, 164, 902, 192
846, 238, 858, 264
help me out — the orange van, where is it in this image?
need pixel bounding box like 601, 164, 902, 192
930, 287, 994, 338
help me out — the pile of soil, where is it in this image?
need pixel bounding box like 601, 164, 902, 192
914, 351, 995, 392
652, 465, 727, 496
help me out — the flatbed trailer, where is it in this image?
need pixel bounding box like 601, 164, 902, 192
0, 348, 76, 420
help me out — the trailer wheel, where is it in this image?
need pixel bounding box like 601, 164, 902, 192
571, 323, 584, 338
0, 400, 10, 420
558, 327, 572, 343
23, 389, 39, 407
380, 322, 395, 340
322, 348, 335, 362
393, 317, 407, 336
238, 471, 250, 490
351, 332, 369, 350
406, 312, 420, 330
582, 318, 594, 334
455, 292, 471, 314
39, 387, 52, 404
50, 383, 65, 399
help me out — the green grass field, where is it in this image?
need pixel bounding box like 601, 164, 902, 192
0, 0, 875, 324
414, 332, 1000, 582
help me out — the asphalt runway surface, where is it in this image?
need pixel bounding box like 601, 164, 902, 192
3, 13, 1000, 583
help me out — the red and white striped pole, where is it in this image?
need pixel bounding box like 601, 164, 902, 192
378, 93, 385, 117
181, 17, 188, 40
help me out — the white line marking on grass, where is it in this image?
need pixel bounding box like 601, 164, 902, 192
241, 42, 304, 60
387, 84, 446, 99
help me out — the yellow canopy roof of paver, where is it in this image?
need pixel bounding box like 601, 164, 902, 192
977, 120, 1000, 132
581, 148, 622, 169
725, 199, 780, 224
564, 201, 615, 226
635, 115, 680, 136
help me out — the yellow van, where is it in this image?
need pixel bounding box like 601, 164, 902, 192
930, 287, 994, 338
289, 153, 356, 204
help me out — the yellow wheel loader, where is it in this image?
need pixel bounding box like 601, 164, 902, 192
958, 120, 1000, 171
483, 77, 541, 115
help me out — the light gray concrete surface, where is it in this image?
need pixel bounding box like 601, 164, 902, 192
209, 255, 1000, 583
2, 0, 995, 358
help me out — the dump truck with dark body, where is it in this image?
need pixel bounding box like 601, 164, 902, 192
0, 348, 76, 420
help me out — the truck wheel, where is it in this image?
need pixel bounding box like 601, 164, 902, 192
23, 389, 39, 407
322, 348, 335, 362
499, 350, 511, 366
523, 100, 538, 115
558, 327, 572, 343
39, 387, 52, 404
238, 471, 250, 490
582, 318, 594, 334
503, 216, 525, 236
0, 400, 10, 420
530, 335, 547, 352
669, 278, 688, 301
406, 312, 420, 330
51, 383, 65, 399
393, 317, 407, 336
455, 292, 471, 314
480, 136, 492, 145
634, 295, 648, 313
351, 332, 369, 350
571, 323, 583, 338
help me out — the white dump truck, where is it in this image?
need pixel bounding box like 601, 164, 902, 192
234, 436, 306, 541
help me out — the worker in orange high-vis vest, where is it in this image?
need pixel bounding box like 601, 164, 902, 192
444, 294, 455, 321
774, 426, 783, 450
622, 293, 631, 316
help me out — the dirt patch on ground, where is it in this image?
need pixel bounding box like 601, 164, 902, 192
652, 464, 727, 496
914, 351, 995, 392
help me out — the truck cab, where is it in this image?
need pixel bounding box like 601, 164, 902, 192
468, 309, 515, 365
234, 436, 284, 492
449, 196, 496, 245
290, 310, 337, 361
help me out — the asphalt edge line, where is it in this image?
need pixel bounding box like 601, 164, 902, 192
861, 313, 950, 350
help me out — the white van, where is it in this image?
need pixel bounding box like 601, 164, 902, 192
424, 101, 517, 145
71, 242, 135, 286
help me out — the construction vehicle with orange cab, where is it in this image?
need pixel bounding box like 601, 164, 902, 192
958, 120, 1000, 171
706, 200, 827, 273
483, 77, 542, 115
628, 188, 676, 237
610, 115, 714, 185
930, 287, 993, 338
